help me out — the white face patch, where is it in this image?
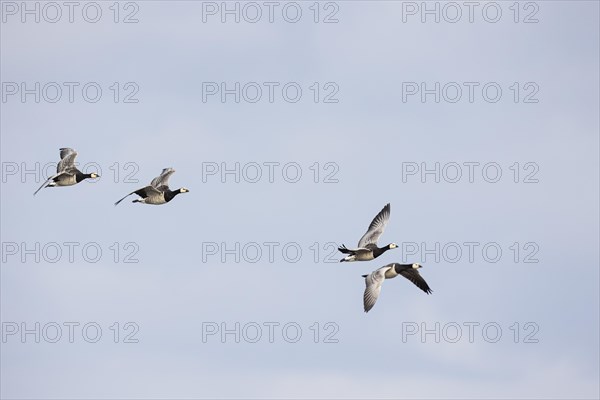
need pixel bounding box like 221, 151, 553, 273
91, 173, 98, 178
412, 263, 420, 269
390, 243, 398, 249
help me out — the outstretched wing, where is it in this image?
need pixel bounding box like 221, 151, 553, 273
150, 168, 175, 190
357, 203, 391, 248
114, 185, 162, 206
33, 172, 68, 196
57, 148, 78, 173
363, 267, 388, 313
34, 148, 77, 195
399, 268, 432, 294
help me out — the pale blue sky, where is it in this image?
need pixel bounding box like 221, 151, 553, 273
1, 1, 599, 399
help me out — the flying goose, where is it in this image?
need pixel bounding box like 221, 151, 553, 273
362, 263, 432, 313
114, 168, 189, 205
338, 203, 397, 262
33, 148, 99, 195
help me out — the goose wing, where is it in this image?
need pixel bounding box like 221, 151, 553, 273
357, 203, 391, 248
363, 266, 389, 313
57, 148, 78, 173
33, 171, 68, 195
399, 268, 432, 294
150, 168, 175, 189
114, 185, 162, 206
155, 184, 170, 193
34, 148, 78, 195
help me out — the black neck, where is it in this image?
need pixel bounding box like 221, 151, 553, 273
75, 170, 92, 182
164, 189, 181, 202
373, 244, 392, 257
393, 263, 413, 273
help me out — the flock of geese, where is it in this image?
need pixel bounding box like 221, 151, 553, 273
34, 148, 432, 313
33, 148, 189, 205
338, 203, 432, 312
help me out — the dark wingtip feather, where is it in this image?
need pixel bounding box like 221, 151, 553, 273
421, 284, 433, 295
